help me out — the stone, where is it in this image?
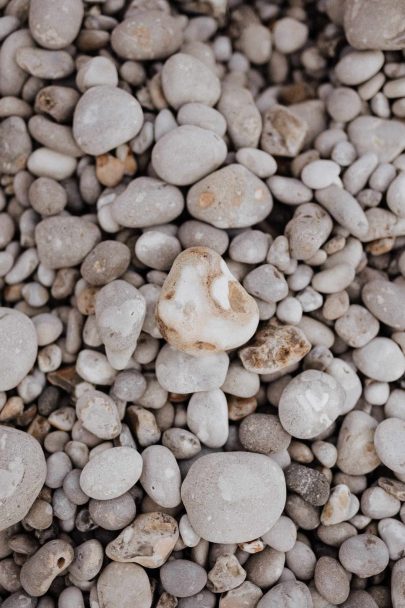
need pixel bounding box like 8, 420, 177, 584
186, 164, 273, 229
20, 539, 74, 597
73, 86, 143, 156
160, 559, 207, 598
88, 493, 136, 531
374, 417, 405, 476
261, 105, 307, 157
257, 581, 313, 608
76, 389, 121, 440
362, 280, 405, 330
218, 85, 262, 149
29, 0, 83, 49
0, 426, 46, 531
352, 337, 405, 382
97, 562, 152, 608
0, 116, 32, 174
279, 370, 344, 439
348, 116, 405, 162
80, 241, 130, 286
0, 308, 38, 391
187, 389, 229, 448
106, 512, 178, 568
219, 581, 263, 608
207, 554, 246, 593
337, 411, 380, 475
161, 53, 221, 109
344, 0, 405, 51
285, 464, 329, 506
321, 484, 359, 526
339, 534, 389, 578
239, 323, 311, 375
239, 413, 291, 455
140, 445, 181, 508
181, 452, 286, 543
152, 126, 227, 186
314, 556, 350, 605
80, 447, 143, 500
156, 247, 259, 354
35, 216, 101, 270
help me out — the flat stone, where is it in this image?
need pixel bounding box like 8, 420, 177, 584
181, 452, 286, 543
344, 0, 405, 50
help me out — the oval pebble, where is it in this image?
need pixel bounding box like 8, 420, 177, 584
181, 452, 286, 543
0, 308, 38, 391
97, 562, 152, 608
301, 160, 340, 189
339, 534, 389, 578
161, 53, 221, 109
29, 0, 84, 49
160, 559, 207, 598
187, 164, 273, 229
76, 389, 121, 440
363, 280, 405, 330
80, 447, 143, 500
152, 126, 227, 186
140, 445, 181, 508
352, 337, 405, 382
374, 418, 405, 476
337, 411, 380, 475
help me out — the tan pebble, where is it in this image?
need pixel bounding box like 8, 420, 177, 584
96, 154, 125, 188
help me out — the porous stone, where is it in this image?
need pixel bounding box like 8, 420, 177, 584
156, 247, 259, 354
181, 452, 286, 543
285, 464, 330, 506
337, 411, 380, 475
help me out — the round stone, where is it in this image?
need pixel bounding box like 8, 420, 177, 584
374, 417, 405, 476
80, 447, 143, 500
181, 452, 286, 543
352, 337, 405, 382
339, 534, 389, 578
278, 370, 345, 439
73, 86, 143, 156
0, 308, 38, 391
29, 0, 83, 49
160, 559, 207, 598
97, 562, 152, 608
0, 426, 46, 531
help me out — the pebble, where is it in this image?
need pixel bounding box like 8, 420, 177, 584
374, 417, 405, 476
236, 148, 277, 178
339, 534, 389, 578
315, 185, 369, 240
112, 177, 184, 228
111, 10, 183, 61
106, 511, 178, 568
177, 103, 227, 137
187, 389, 228, 448
20, 539, 74, 597
314, 556, 350, 605
261, 104, 307, 157
207, 553, 246, 593
156, 344, 229, 393
88, 493, 136, 531
152, 125, 227, 186
239, 323, 311, 375
218, 85, 262, 149
257, 581, 313, 608
0, 116, 32, 174
73, 86, 143, 156
239, 413, 291, 455
95, 280, 146, 370
29, 0, 83, 49
220, 581, 263, 608
361, 486, 400, 519
160, 559, 207, 598
187, 164, 273, 229
352, 337, 405, 381
16, 48, 74, 80
348, 116, 405, 162
0, 308, 38, 391
392, 558, 405, 608
321, 484, 359, 526
344, 0, 405, 50
81, 241, 130, 286
337, 411, 380, 475
156, 247, 259, 354
140, 445, 181, 508
286, 203, 333, 261
0, 426, 46, 530
301, 159, 340, 189
76, 389, 121, 440
181, 452, 286, 543
278, 369, 345, 439
285, 464, 330, 506
79, 447, 143, 500
35, 216, 100, 269
362, 280, 405, 330
97, 562, 152, 608
161, 53, 221, 109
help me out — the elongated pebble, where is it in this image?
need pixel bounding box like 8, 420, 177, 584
80, 447, 143, 500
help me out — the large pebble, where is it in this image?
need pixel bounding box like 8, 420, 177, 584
278, 370, 345, 439
344, 0, 405, 51
97, 562, 152, 608
0, 116, 32, 174
335, 50, 384, 85
89, 493, 136, 531
73, 86, 143, 156
374, 418, 405, 476
80, 447, 143, 500
348, 116, 405, 162
391, 557, 405, 607
239, 413, 291, 455
95, 280, 146, 370
16, 48, 74, 79
335, 304, 379, 347
140, 445, 181, 508
111, 10, 183, 60
285, 464, 330, 506
35, 216, 100, 269
29, 0, 83, 49
156, 247, 259, 354
352, 337, 405, 381
152, 126, 227, 186
239, 323, 311, 375
362, 280, 405, 330
0, 308, 37, 391
337, 411, 380, 475
0, 30, 34, 97
286, 203, 333, 261
339, 534, 389, 578
112, 177, 184, 228
76, 389, 121, 440
187, 164, 273, 229
161, 53, 221, 109
257, 581, 312, 608
106, 512, 178, 568
0, 426, 46, 531
218, 85, 262, 149
315, 185, 369, 240
20, 539, 74, 597
156, 344, 229, 393
181, 452, 286, 543
160, 559, 207, 598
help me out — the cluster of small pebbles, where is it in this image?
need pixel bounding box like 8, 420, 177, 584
2, 0, 405, 607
